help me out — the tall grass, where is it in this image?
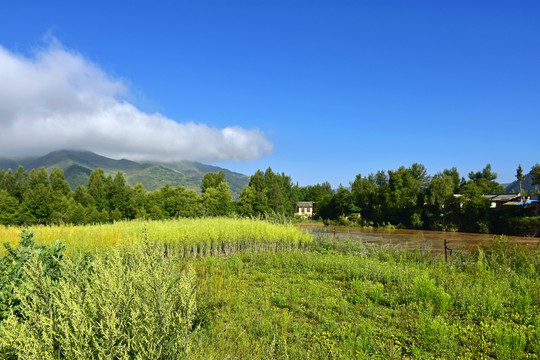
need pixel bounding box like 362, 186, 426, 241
0, 237, 198, 359
0, 218, 313, 256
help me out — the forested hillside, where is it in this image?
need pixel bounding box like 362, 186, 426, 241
0, 150, 249, 197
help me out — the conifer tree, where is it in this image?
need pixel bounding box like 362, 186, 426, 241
110, 171, 132, 219
87, 169, 107, 211
531, 164, 540, 188
0, 169, 15, 196
50, 168, 71, 195
0, 189, 19, 225
13, 166, 29, 200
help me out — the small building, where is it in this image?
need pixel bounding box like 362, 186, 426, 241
483, 194, 523, 208
296, 201, 315, 218
453, 193, 527, 208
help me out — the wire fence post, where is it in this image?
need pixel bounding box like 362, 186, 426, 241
444, 240, 453, 262
444, 239, 448, 262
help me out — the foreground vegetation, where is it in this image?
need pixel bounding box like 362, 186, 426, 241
0, 231, 198, 359
193, 238, 540, 359
1, 219, 540, 359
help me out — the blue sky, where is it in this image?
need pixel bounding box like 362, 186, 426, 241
0, 1, 539, 187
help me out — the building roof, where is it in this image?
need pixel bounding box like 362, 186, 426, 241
502, 201, 520, 206
296, 201, 314, 207
483, 194, 521, 202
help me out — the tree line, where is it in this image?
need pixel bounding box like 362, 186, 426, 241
0, 163, 539, 235
307, 163, 540, 235
0, 166, 295, 226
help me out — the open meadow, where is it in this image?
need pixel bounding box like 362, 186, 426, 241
1, 218, 539, 359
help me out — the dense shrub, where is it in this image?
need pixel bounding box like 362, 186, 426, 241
0, 233, 198, 359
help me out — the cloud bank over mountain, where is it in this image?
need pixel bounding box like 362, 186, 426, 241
0, 42, 272, 161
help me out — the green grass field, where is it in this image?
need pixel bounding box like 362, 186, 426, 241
1, 219, 539, 359
190, 237, 540, 359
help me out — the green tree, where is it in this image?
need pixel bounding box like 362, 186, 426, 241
0, 190, 19, 225
50, 168, 71, 196
236, 186, 258, 217
468, 164, 497, 182
467, 164, 505, 194
0, 169, 15, 196
49, 194, 71, 225
351, 174, 377, 210
316, 185, 353, 221
103, 174, 114, 210
237, 170, 269, 216
158, 185, 176, 218
28, 167, 50, 188
382, 166, 423, 226
20, 183, 53, 224
148, 204, 166, 220
174, 187, 201, 218
515, 164, 524, 195
132, 183, 148, 219
200, 171, 233, 216
109, 171, 132, 219
298, 182, 333, 203
531, 163, 540, 188
237, 168, 298, 217
173, 186, 201, 218
13, 166, 29, 201
425, 175, 456, 230
262, 168, 297, 216
201, 171, 226, 194
87, 169, 107, 211
440, 167, 461, 193
86, 206, 110, 224
427, 176, 454, 207
410, 163, 429, 190
158, 185, 201, 218
67, 202, 87, 225
73, 185, 92, 207
202, 181, 233, 216
110, 207, 123, 222
459, 181, 492, 233
201, 187, 220, 216
374, 170, 388, 188
48, 173, 72, 224
146, 190, 167, 219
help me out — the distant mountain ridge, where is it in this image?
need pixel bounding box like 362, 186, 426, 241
0, 150, 249, 198
505, 172, 540, 194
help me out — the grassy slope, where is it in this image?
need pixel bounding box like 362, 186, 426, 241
158, 160, 249, 198
124, 164, 195, 191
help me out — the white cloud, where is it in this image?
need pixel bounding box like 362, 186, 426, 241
0, 42, 273, 161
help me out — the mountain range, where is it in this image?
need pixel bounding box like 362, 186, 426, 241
504, 172, 540, 194
0, 150, 250, 198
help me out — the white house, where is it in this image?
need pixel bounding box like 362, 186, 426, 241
295, 201, 315, 218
